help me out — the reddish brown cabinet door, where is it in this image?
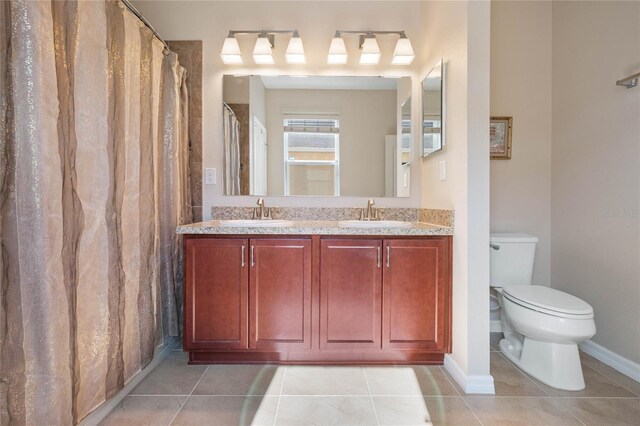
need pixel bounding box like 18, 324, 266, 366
184, 238, 248, 350
382, 238, 450, 351
249, 238, 312, 350
320, 239, 383, 349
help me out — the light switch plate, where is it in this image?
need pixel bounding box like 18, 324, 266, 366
439, 160, 447, 181
205, 168, 216, 185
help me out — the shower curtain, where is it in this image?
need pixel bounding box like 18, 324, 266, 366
0, 0, 191, 424
223, 103, 241, 195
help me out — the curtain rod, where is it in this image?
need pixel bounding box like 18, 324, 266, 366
120, 0, 170, 52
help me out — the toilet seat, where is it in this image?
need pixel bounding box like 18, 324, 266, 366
502, 285, 594, 319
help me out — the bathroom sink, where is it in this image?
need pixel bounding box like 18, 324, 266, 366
218, 219, 293, 227
338, 220, 412, 229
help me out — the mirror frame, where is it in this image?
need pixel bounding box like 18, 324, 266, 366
421, 59, 445, 157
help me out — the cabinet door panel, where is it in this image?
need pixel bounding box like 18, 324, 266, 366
320, 239, 382, 349
250, 238, 312, 350
184, 238, 248, 350
383, 238, 449, 350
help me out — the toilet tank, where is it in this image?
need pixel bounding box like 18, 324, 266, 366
490, 233, 538, 287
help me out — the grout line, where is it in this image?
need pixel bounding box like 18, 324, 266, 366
459, 395, 485, 426
559, 399, 588, 426
361, 366, 381, 426
438, 365, 462, 396
494, 352, 552, 397
272, 366, 288, 426
168, 365, 209, 426
580, 362, 640, 397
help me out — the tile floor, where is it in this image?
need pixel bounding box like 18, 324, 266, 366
101, 334, 640, 425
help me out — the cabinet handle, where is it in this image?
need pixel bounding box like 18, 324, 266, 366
241, 244, 246, 268
251, 245, 255, 267
386, 245, 390, 267
377, 246, 381, 268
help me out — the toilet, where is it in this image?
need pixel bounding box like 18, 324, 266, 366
490, 233, 596, 391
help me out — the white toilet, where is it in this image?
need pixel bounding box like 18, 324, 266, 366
490, 233, 596, 391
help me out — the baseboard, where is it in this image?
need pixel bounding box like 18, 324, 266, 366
579, 339, 640, 382
444, 354, 495, 394
80, 336, 181, 426
490, 320, 502, 333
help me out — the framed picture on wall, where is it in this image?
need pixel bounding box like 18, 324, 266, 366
490, 116, 512, 159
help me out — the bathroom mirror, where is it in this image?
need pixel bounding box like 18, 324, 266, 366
222, 75, 412, 197
422, 59, 445, 157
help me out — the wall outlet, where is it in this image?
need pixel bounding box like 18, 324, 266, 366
205, 168, 216, 185
439, 160, 447, 181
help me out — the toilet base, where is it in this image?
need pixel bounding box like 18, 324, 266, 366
500, 336, 586, 391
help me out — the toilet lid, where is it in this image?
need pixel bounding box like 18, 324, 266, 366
502, 285, 594, 317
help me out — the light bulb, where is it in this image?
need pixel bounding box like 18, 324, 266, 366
392, 36, 415, 65
220, 35, 242, 64
253, 35, 274, 64
360, 36, 380, 65
327, 34, 348, 64
286, 32, 306, 64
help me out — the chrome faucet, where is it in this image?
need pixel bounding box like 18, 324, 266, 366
360, 198, 379, 221
252, 197, 271, 220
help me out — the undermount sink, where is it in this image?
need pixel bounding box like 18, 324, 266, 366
338, 220, 413, 229
218, 219, 293, 227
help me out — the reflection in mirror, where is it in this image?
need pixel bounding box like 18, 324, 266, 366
222, 75, 412, 197
422, 59, 445, 157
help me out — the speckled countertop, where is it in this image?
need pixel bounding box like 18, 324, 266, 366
176, 220, 453, 236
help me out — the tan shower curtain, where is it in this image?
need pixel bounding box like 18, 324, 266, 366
0, 0, 191, 424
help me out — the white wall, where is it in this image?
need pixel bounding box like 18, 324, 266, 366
490, 0, 552, 286
222, 75, 249, 103
264, 88, 396, 196
551, 1, 640, 363
131, 0, 425, 218
419, 0, 493, 389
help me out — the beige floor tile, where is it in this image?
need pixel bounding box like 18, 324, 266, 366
424, 397, 482, 426
193, 364, 284, 396
579, 352, 640, 396
282, 366, 369, 395
464, 396, 583, 425
372, 396, 431, 425
536, 364, 637, 398
130, 352, 207, 395
365, 365, 458, 396
491, 352, 548, 397
171, 395, 278, 426
99, 395, 187, 426
275, 396, 377, 426
439, 366, 466, 395
490, 332, 504, 351
561, 397, 640, 426
373, 396, 481, 426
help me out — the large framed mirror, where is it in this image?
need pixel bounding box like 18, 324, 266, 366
422, 59, 445, 157
222, 75, 412, 197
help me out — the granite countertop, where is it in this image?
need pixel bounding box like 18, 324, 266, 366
176, 220, 453, 236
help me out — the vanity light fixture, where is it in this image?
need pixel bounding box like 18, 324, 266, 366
221, 30, 304, 65
220, 33, 243, 64
329, 30, 415, 65
327, 31, 348, 64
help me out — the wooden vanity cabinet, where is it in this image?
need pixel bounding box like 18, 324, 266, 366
184, 238, 248, 350
249, 239, 312, 350
320, 239, 382, 350
183, 234, 451, 364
